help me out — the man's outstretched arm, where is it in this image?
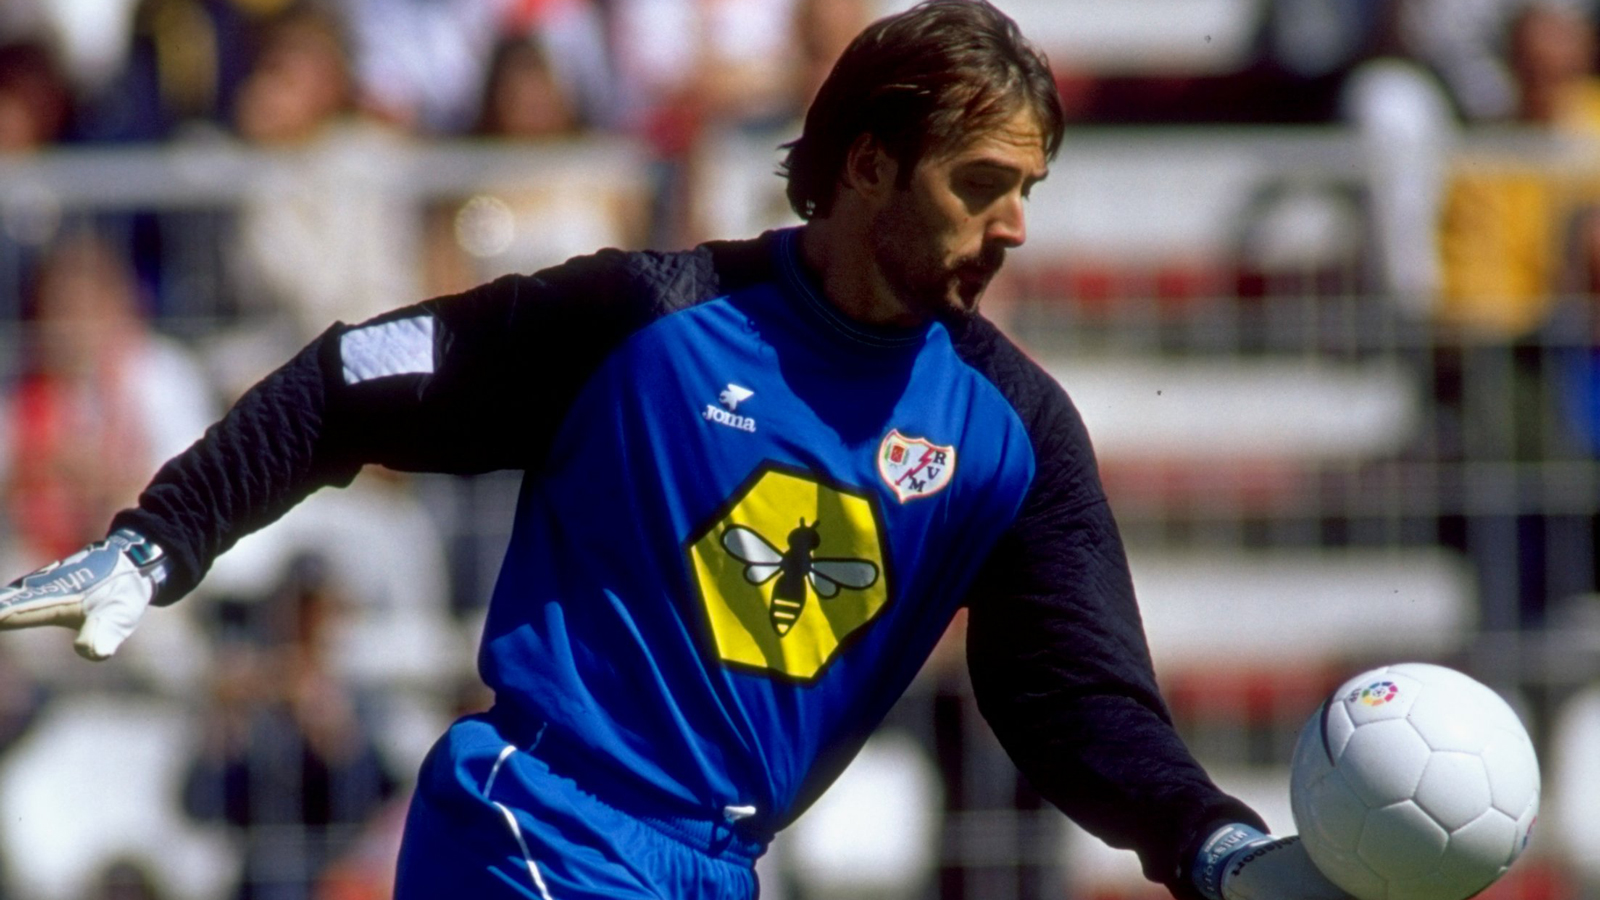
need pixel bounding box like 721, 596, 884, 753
0, 244, 727, 651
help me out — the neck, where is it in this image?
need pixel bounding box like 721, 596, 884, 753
798, 218, 923, 328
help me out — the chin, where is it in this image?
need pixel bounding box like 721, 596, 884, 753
951, 280, 989, 316
935, 291, 981, 322
894, 271, 984, 323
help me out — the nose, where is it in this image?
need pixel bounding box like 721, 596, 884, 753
988, 193, 1027, 249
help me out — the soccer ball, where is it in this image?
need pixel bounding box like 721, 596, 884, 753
1289, 662, 1539, 900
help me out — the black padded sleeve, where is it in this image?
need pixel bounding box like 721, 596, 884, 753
113, 243, 739, 604
952, 319, 1264, 898
112, 331, 357, 606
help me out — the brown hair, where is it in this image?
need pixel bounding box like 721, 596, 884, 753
779, 0, 1065, 220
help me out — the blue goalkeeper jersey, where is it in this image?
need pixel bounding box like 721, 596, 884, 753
476, 229, 1032, 832
118, 227, 1262, 892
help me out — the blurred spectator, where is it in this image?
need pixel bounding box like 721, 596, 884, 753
1426, 3, 1600, 628
0, 232, 216, 573
232, 5, 355, 146
0, 38, 76, 319
1435, 1, 1600, 340
197, 466, 469, 771
183, 554, 401, 900
473, 35, 580, 139
604, 0, 706, 133
338, 0, 614, 136
607, 0, 800, 246
505, 0, 618, 131
423, 32, 645, 295
1507, 0, 1600, 127
313, 676, 492, 900
687, 0, 809, 129
224, 4, 420, 347
0, 39, 74, 152
337, 0, 502, 134
77, 0, 290, 143
2, 0, 256, 112
673, 0, 868, 247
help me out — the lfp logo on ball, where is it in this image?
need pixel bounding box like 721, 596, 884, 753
1346, 680, 1400, 706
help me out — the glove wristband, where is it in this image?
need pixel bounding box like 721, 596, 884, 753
1191, 822, 1268, 900
109, 528, 168, 586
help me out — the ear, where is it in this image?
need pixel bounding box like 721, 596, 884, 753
841, 133, 897, 201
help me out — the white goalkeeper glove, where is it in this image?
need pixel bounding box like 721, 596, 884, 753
0, 529, 169, 661
1192, 823, 1353, 900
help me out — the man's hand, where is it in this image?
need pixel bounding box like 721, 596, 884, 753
1193, 824, 1354, 900
0, 530, 168, 660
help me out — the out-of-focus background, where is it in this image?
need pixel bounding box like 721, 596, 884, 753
0, 0, 1596, 898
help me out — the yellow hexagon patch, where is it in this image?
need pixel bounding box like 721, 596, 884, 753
686, 466, 890, 681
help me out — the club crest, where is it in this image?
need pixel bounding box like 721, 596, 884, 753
877, 430, 956, 502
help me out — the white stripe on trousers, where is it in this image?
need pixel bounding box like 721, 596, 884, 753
486, 744, 555, 900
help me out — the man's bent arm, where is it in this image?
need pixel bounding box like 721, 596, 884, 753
965, 495, 1263, 897
958, 343, 1262, 899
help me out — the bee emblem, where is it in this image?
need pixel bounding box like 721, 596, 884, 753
720, 519, 880, 635
686, 466, 890, 679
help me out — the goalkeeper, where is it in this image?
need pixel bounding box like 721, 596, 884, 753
0, 3, 1350, 899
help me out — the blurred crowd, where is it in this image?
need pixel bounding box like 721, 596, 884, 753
0, 0, 872, 265
1, 0, 1600, 898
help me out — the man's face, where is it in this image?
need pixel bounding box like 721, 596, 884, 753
868, 107, 1048, 321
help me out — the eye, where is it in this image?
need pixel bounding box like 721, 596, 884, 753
955, 174, 1009, 209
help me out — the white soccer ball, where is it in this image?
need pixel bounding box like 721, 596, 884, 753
1289, 662, 1540, 900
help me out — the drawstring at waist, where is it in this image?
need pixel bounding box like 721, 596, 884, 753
483, 708, 771, 864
